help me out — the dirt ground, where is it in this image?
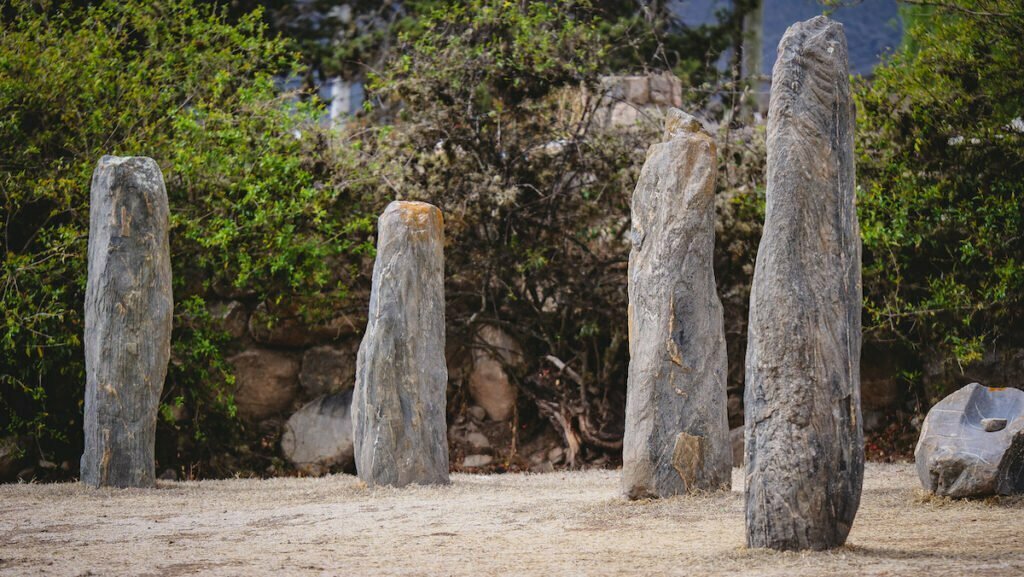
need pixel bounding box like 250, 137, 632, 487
1, 463, 1021, 577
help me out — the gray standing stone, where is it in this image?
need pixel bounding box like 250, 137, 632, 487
81, 156, 172, 488
915, 383, 1024, 497
352, 201, 449, 487
745, 16, 863, 551
621, 109, 731, 499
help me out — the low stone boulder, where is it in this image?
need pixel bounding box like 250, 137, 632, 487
915, 382, 1024, 497
228, 349, 300, 421
467, 325, 523, 422
281, 390, 355, 476
300, 342, 358, 398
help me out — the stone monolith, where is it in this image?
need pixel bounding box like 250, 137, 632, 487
622, 109, 731, 499
81, 156, 172, 488
745, 16, 863, 550
352, 201, 449, 487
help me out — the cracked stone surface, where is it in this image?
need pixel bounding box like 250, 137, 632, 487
81, 156, 172, 488
352, 201, 449, 487
744, 16, 864, 551
622, 108, 731, 499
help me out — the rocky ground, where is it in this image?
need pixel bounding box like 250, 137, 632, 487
2, 463, 1022, 576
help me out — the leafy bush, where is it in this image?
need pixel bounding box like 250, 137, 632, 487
855, 0, 1024, 396
364, 0, 655, 462
0, 0, 371, 475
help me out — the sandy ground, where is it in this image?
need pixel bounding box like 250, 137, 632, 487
0, 463, 1021, 577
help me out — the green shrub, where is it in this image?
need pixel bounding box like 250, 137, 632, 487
364, 0, 653, 457
856, 0, 1024, 395
0, 0, 372, 475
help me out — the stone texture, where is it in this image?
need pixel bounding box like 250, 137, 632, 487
300, 342, 359, 398
648, 73, 683, 107
228, 349, 300, 421
248, 301, 361, 348
352, 201, 449, 487
590, 74, 684, 129
208, 300, 248, 339
731, 426, 745, 467
281, 390, 355, 476
745, 17, 863, 551
467, 325, 523, 422
81, 156, 172, 489
915, 383, 1024, 497
621, 108, 731, 500
462, 455, 493, 468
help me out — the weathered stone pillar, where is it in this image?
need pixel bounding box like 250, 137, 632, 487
352, 201, 449, 487
622, 109, 731, 499
81, 156, 172, 488
745, 16, 863, 550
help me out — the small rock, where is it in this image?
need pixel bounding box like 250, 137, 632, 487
208, 300, 248, 339
915, 382, 1024, 497
622, 76, 650, 104
466, 432, 490, 450
159, 469, 178, 481
648, 73, 681, 106
249, 301, 360, 348
982, 418, 1008, 432
467, 325, 523, 422
467, 406, 487, 421
299, 342, 359, 398
531, 461, 555, 474
548, 446, 565, 465
228, 349, 300, 421
462, 455, 493, 468
281, 390, 355, 476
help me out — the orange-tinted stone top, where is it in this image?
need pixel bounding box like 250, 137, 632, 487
392, 201, 444, 232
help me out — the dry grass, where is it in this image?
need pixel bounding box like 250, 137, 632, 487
1, 463, 1021, 576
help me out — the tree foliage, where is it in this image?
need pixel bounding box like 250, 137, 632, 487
856, 0, 1024, 391
0, 0, 371, 473
366, 0, 651, 461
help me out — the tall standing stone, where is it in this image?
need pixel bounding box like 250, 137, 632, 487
745, 16, 863, 550
352, 201, 449, 487
622, 109, 731, 499
81, 156, 172, 488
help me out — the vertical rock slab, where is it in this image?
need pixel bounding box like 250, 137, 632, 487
622, 109, 731, 499
81, 156, 172, 488
745, 16, 863, 550
352, 201, 449, 487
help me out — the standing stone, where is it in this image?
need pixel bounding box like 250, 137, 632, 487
622, 109, 731, 499
81, 156, 172, 488
352, 201, 449, 487
745, 17, 863, 550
